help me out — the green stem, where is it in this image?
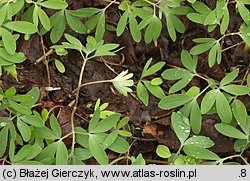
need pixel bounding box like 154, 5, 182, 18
194, 73, 219, 88
172, 145, 183, 163
145, 159, 169, 165
110, 156, 130, 165
218, 32, 240, 42
104, 0, 117, 11
69, 51, 88, 157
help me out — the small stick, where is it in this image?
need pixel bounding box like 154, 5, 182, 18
34, 49, 54, 65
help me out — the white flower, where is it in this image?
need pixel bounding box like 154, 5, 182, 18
111, 70, 134, 96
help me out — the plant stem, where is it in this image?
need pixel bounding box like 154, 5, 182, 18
110, 155, 130, 165
69, 51, 88, 157
218, 32, 240, 42
222, 41, 244, 52
172, 145, 183, 163
195, 84, 212, 99
104, 0, 117, 10
72, 80, 113, 94
145, 159, 169, 165
194, 73, 219, 88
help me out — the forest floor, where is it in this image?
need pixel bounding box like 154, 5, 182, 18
1, 0, 250, 164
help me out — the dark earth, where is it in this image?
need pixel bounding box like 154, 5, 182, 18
1, 0, 250, 164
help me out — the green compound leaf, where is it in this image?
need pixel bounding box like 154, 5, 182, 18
65, 13, 86, 34
108, 137, 129, 154
95, 11, 105, 42
169, 75, 194, 94
50, 11, 66, 43
162, 68, 191, 80
129, 13, 141, 42
8, 100, 32, 115
190, 41, 216, 55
